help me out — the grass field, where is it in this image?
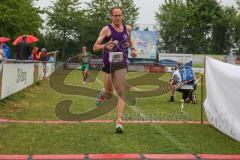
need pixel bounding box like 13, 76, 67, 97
0, 69, 240, 154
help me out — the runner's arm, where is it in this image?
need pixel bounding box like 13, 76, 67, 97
93, 26, 108, 52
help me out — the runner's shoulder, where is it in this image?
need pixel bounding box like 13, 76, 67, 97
102, 26, 111, 33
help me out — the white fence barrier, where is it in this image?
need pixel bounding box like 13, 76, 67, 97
1, 63, 34, 99
0, 62, 56, 100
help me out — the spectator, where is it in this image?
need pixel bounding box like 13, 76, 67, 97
169, 62, 197, 103
1, 43, 10, 59
0, 45, 5, 61
32, 47, 40, 61
39, 48, 48, 61
169, 63, 181, 102
15, 35, 32, 60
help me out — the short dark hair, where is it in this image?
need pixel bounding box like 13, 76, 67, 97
110, 7, 124, 15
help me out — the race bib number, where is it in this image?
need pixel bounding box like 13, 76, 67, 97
109, 52, 123, 63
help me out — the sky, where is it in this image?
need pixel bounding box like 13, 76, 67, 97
35, 0, 238, 24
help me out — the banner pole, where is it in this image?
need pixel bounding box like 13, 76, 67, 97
201, 56, 206, 125
201, 74, 203, 125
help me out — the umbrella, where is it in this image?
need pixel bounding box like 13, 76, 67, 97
13, 35, 39, 45
0, 37, 10, 43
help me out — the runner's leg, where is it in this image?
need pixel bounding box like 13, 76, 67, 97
112, 68, 127, 128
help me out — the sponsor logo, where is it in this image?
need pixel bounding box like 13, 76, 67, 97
17, 68, 27, 84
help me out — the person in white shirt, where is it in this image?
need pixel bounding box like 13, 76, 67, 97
169, 62, 197, 103
169, 62, 182, 102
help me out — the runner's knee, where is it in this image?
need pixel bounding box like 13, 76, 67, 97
103, 90, 113, 99
115, 87, 125, 99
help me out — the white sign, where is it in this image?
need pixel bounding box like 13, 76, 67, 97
37, 63, 45, 81
159, 53, 193, 66
1, 63, 34, 99
37, 63, 55, 80
46, 63, 55, 77
204, 57, 240, 142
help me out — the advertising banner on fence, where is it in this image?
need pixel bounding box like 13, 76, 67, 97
90, 58, 103, 70
34, 63, 39, 82
37, 63, 45, 81
46, 63, 55, 77
204, 57, 240, 142
128, 65, 145, 72
159, 53, 193, 66
144, 66, 165, 73
1, 63, 34, 99
129, 30, 157, 59
37, 63, 55, 80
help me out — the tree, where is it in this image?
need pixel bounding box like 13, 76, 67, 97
155, 0, 188, 53
211, 7, 238, 54
0, 0, 42, 38
156, 0, 225, 54
185, 0, 223, 54
46, 0, 81, 58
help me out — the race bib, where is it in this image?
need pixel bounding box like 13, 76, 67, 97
109, 52, 123, 63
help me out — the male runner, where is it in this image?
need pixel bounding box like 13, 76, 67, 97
80, 46, 91, 85
93, 7, 137, 133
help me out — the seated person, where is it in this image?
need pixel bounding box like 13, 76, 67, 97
169, 62, 197, 103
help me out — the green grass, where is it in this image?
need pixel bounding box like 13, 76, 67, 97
0, 70, 206, 121
0, 123, 240, 154
0, 69, 239, 154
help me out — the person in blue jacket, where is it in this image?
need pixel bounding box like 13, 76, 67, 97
1, 43, 10, 59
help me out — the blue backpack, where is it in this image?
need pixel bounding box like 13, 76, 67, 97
179, 65, 194, 82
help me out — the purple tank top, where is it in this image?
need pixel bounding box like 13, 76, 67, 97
103, 24, 129, 66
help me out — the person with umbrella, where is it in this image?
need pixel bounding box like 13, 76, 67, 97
1, 44, 10, 59
15, 35, 33, 60
14, 35, 39, 61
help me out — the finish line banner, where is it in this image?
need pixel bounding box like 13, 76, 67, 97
129, 30, 157, 59
204, 57, 240, 142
